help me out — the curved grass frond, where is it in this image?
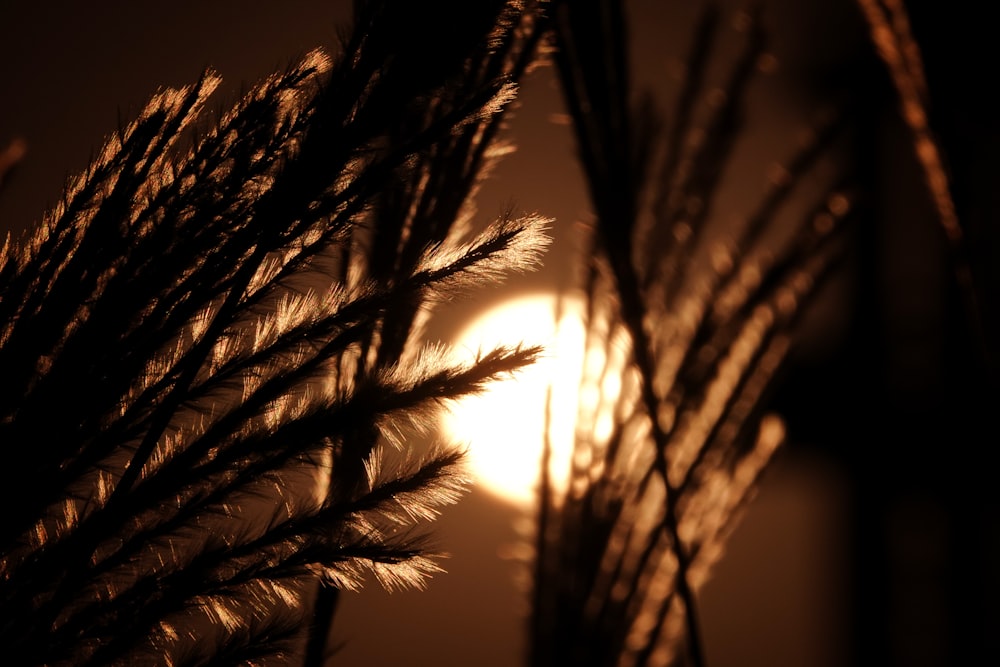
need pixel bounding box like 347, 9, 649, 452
529, 2, 855, 666
0, 2, 550, 665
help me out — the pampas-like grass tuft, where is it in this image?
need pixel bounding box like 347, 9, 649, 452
0, 2, 549, 665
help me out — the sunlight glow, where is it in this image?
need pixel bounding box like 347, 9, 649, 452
445, 293, 586, 507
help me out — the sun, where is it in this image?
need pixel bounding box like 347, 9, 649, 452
444, 293, 586, 507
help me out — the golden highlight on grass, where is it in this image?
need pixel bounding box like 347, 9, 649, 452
0, 3, 549, 665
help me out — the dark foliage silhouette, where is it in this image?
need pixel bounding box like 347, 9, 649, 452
0, 2, 548, 665
526, 2, 854, 665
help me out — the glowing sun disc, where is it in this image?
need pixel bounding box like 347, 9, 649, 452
445, 293, 585, 507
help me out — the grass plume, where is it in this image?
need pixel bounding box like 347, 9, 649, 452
527, 2, 854, 665
0, 2, 549, 665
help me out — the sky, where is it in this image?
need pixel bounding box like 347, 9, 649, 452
2, 1, 991, 666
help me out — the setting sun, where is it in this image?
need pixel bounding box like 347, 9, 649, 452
445, 293, 587, 507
